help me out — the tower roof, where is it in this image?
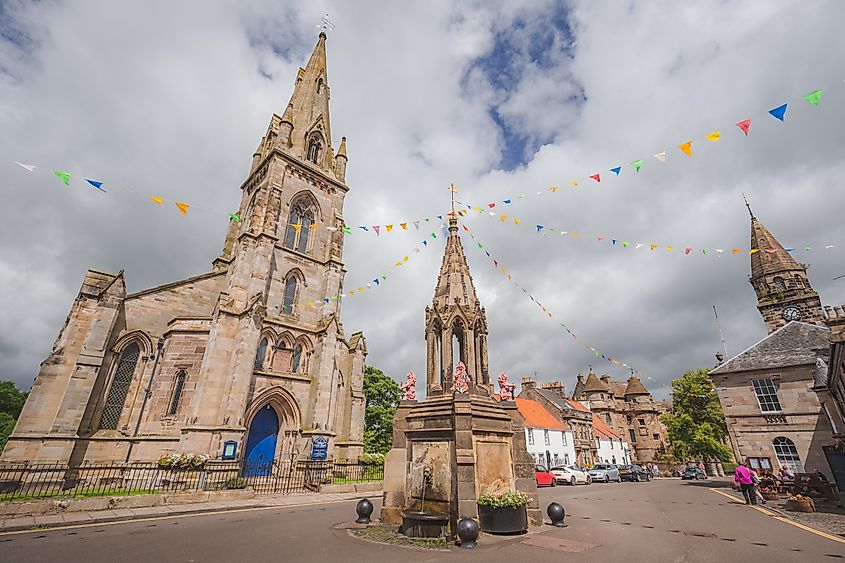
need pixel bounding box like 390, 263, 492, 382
623, 375, 650, 397
582, 371, 607, 393
286, 33, 333, 154
432, 217, 479, 312
750, 216, 804, 279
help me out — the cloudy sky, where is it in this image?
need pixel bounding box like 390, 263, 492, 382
2, 1, 844, 400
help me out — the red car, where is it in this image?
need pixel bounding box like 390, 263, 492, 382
536, 465, 557, 487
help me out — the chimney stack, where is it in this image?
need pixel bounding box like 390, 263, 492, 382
521, 376, 535, 390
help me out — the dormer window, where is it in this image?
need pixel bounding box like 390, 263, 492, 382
306, 132, 323, 164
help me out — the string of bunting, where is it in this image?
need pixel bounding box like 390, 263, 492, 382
453, 85, 831, 212
466, 201, 838, 257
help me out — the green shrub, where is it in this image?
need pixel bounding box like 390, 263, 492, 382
224, 477, 248, 490
477, 490, 530, 508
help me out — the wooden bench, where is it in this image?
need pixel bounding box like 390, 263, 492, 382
790, 473, 839, 501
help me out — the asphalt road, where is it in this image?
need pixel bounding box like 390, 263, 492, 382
1, 479, 843, 562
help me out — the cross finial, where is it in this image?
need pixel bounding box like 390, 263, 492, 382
317, 14, 335, 35
742, 192, 754, 219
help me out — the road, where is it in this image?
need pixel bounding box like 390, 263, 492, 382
1, 479, 842, 562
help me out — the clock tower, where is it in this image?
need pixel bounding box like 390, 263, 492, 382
745, 198, 825, 333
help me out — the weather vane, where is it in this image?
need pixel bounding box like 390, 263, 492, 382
317, 14, 335, 33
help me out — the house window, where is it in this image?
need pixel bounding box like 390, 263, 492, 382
544, 429, 550, 446
99, 343, 141, 430
747, 457, 772, 471
291, 344, 303, 373
638, 418, 645, 426
639, 428, 647, 436
752, 378, 783, 413
653, 433, 659, 440
282, 276, 297, 314
626, 415, 632, 424
254, 338, 268, 370
561, 431, 567, 445
527, 430, 534, 446
628, 429, 637, 443
773, 436, 803, 473
167, 370, 186, 416
284, 201, 313, 253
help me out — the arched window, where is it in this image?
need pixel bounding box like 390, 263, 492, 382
282, 276, 297, 314
306, 132, 323, 164
316, 78, 324, 94
167, 370, 186, 416
291, 344, 303, 373
255, 338, 268, 370
284, 200, 314, 253
773, 276, 786, 291
100, 343, 141, 430
772, 437, 803, 473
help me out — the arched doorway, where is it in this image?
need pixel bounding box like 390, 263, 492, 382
244, 405, 279, 476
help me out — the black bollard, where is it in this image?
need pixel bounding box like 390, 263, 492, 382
547, 502, 566, 528
456, 517, 479, 549
355, 498, 374, 524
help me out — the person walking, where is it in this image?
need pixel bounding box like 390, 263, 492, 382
735, 461, 756, 505
653, 464, 660, 479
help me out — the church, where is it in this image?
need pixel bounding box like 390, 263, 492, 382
2, 33, 367, 467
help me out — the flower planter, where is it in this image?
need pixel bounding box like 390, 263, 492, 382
477, 504, 528, 534
761, 491, 780, 501
785, 498, 815, 513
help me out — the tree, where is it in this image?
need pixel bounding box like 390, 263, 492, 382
363, 365, 401, 454
0, 380, 27, 453
660, 369, 733, 463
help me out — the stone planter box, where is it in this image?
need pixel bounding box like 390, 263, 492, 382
477, 504, 528, 534
761, 491, 780, 501
784, 498, 815, 513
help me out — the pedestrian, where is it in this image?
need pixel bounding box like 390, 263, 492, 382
699, 461, 706, 476
751, 468, 766, 505
735, 460, 756, 505
653, 464, 660, 479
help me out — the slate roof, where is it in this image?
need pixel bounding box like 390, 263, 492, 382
536, 388, 571, 413
582, 371, 607, 393
624, 375, 650, 396
592, 414, 621, 440
515, 398, 568, 430
709, 321, 830, 375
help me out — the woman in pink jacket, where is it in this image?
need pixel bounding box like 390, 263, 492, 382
734, 461, 756, 505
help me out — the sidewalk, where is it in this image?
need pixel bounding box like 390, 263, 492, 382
0, 489, 381, 534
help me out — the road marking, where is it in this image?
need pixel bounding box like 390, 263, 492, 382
709, 488, 845, 545
0, 497, 359, 537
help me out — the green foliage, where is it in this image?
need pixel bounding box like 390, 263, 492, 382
0, 380, 27, 453
224, 477, 248, 490
360, 452, 385, 464
660, 369, 733, 463
477, 490, 530, 508
363, 365, 401, 454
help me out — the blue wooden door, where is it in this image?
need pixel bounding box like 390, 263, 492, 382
244, 406, 279, 476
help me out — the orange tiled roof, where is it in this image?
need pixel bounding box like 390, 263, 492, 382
564, 398, 591, 413
592, 413, 621, 440
515, 398, 567, 430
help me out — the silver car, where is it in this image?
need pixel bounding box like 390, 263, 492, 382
588, 463, 621, 483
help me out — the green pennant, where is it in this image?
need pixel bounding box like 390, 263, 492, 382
631, 159, 643, 172
229, 213, 240, 223
54, 171, 71, 186
803, 89, 823, 106
622, 241, 631, 247
342, 226, 352, 234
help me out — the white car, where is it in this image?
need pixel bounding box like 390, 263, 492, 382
550, 465, 592, 485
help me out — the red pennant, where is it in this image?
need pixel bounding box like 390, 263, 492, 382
488, 203, 496, 208
684, 247, 693, 255
589, 173, 601, 183
736, 119, 751, 136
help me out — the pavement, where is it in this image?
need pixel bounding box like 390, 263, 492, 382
1, 478, 843, 562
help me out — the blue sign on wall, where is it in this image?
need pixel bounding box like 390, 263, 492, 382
222, 440, 237, 460
311, 436, 328, 460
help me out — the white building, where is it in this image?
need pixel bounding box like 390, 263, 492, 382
516, 398, 576, 468
593, 413, 632, 465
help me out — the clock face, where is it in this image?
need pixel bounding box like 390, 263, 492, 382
782, 306, 802, 322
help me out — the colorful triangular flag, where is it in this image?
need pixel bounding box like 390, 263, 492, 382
53, 171, 71, 185
589, 173, 601, 183
631, 159, 643, 172
803, 89, 823, 106
768, 103, 787, 122
150, 196, 163, 205
705, 131, 720, 142
373, 226, 380, 235
85, 179, 106, 192
678, 141, 692, 157
229, 213, 240, 223
14, 161, 35, 171
736, 119, 751, 135
654, 152, 667, 163
610, 166, 621, 176
175, 202, 190, 216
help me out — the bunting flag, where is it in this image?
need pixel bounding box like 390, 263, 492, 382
654, 152, 667, 163
678, 141, 692, 157
150, 196, 163, 205
610, 166, 622, 176
705, 131, 720, 142
804, 89, 823, 106
175, 202, 190, 216
292, 223, 301, 233
15, 161, 35, 171
736, 119, 751, 135
386, 224, 393, 232
85, 179, 106, 192
768, 103, 788, 122
450, 183, 459, 193
229, 213, 240, 223
53, 171, 71, 185
589, 173, 601, 183
631, 159, 643, 172
373, 226, 381, 235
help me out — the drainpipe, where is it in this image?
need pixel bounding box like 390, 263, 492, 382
125, 337, 166, 462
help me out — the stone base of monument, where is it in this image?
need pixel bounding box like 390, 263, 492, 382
400, 510, 450, 537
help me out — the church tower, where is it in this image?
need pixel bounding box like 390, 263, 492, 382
746, 199, 825, 334
424, 214, 490, 396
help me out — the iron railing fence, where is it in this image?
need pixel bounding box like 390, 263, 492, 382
0, 459, 384, 501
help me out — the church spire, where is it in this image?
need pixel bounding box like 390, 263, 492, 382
285, 32, 332, 156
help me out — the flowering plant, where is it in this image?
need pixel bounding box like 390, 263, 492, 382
477, 490, 530, 508
157, 453, 210, 469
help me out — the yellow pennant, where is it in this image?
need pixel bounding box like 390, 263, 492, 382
679, 141, 692, 157
150, 196, 163, 205
400, 223, 408, 230
650, 244, 658, 250
349, 290, 355, 295
569, 180, 578, 187
395, 262, 402, 266
500, 215, 507, 222
306, 302, 313, 308
309, 223, 319, 229
666, 246, 673, 251
571, 232, 579, 237
175, 202, 190, 216
450, 183, 458, 193
549, 186, 558, 192
749, 248, 760, 254
386, 224, 393, 232
705, 130, 721, 142
731, 249, 742, 254
358, 287, 365, 292
507, 274, 512, 281
292, 223, 301, 233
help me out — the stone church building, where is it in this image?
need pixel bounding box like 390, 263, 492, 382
2, 33, 367, 466
709, 204, 843, 481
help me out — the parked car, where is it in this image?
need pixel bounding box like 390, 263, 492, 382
535, 465, 557, 487
550, 465, 592, 485
618, 465, 651, 482
588, 464, 621, 483
681, 467, 707, 480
